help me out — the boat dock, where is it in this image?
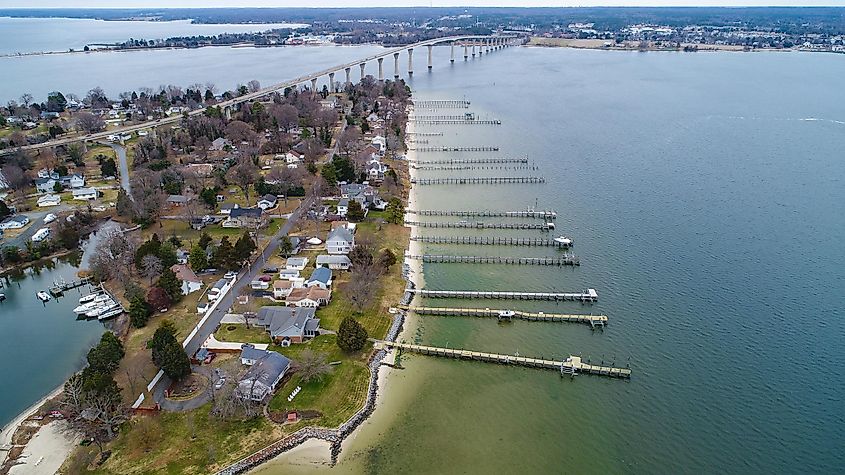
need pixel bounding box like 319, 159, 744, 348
405, 220, 554, 230
411, 146, 499, 152
49, 277, 91, 296
407, 288, 598, 301
406, 254, 580, 266
411, 157, 525, 164
412, 164, 537, 171
411, 114, 480, 121
414, 119, 501, 125
411, 177, 545, 185
407, 209, 557, 219
407, 132, 444, 136
375, 341, 631, 379
413, 100, 470, 108
410, 235, 572, 247
400, 305, 607, 327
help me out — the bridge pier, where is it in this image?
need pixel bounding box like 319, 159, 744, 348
378, 57, 384, 81
328, 72, 335, 93
450, 42, 455, 63
464, 43, 468, 60
393, 52, 400, 78
224, 106, 231, 120
359, 62, 366, 81
472, 43, 476, 58
345, 67, 351, 88
408, 48, 414, 76
427, 45, 433, 70
310, 78, 317, 97
479, 41, 483, 56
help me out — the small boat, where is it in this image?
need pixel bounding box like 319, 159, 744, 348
86, 303, 117, 318
0, 293, 6, 302
36, 291, 52, 302
73, 295, 112, 313
78, 292, 104, 304
545, 222, 556, 230
97, 307, 124, 321
554, 236, 573, 247
497, 310, 516, 320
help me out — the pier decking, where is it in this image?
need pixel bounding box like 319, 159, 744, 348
406, 254, 580, 266
411, 146, 499, 152
49, 277, 91, 296
400, 305, 606, 327
405, 220, 554, 230
376, 341, 631, 379
413, 100, 470, 108
407, 209, 557, 219
410, 158, 525, 165
410, 235, 572, 247
414, 119, 501, 125
407, 288, 598, 301
411, 177, 545, 185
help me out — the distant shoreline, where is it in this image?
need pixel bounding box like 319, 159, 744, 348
527, 37, 843, 55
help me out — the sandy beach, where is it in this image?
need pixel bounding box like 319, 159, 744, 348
0, 386, 63, 465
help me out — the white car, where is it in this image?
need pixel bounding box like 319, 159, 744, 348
214, 378, 226, 390
224, 271, 238, 280
197, 302, 209, 314
43, 213, 57, 224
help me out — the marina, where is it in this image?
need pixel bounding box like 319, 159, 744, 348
410, 157, 525, 163
410, 164, 537, 171
405, 253, 580, 266
413, 119, 501, 125
406, 288, 598, 301
48, 277, 91, 297
410, 235, 573, 247
376, 341, 631, 379
400, 305, 607, 327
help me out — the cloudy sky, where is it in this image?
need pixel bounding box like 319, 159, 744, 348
4, 1, 845, 7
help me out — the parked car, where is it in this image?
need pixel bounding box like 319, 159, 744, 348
214, 378, 226, 390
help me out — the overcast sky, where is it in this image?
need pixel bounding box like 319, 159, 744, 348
4, 1, 845, 8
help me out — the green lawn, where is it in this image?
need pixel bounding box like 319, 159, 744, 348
215, 323, 269, 345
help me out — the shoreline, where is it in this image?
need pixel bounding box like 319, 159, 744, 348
0, 385, 64, 467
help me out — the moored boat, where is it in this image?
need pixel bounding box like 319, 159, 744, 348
36, 291, 52, 302
554, 236, 573, 247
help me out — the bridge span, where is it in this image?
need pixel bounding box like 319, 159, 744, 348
1, 34, 521, 156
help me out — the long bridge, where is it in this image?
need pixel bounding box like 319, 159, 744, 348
1, 34, 520, 156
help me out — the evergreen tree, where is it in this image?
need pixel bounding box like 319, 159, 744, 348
128, 296, 152, 328
337, 317, 368, 352
188, 245, 208, 271
197, 232, 212, 251
157, 267, 182, 301
134, 233, 162, 267
158, 242, 178, 267
86, 332, 125, 374
212, 236, 235, 270
150, 322, 190, 380
278, 236, 293, 256
0, 201, 10, 220
385, 197, 404, 224
234, 231, 256, 262
347, 200, 365, 222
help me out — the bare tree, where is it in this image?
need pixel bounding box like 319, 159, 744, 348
141, 254, 163, 284
19, 93, 33, 108
247, 80, 261, 93
89, 229, 137, 284
295, 349, 333, 383
75, 111, 106, 133
337, 127, 363, 158
225, 120, 259, 147
270, 104, 298, 132
226, 158, 259, 201
0, 164, 28, 197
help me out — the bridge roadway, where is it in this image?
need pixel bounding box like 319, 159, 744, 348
1, 34, 517, 156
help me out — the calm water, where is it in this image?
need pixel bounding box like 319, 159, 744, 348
0, 43, 384, 104
262, 47, 845, 474
0, 17, 308, 55
0, 224, 122, 429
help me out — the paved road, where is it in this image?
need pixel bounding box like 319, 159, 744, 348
104, 142, 131, 196
1, 205, 71, 249
151, 194, 314, 404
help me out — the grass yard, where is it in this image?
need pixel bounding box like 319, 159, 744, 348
215, 323, 269, 345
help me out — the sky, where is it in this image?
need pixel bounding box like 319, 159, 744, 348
3, 1, 845, 8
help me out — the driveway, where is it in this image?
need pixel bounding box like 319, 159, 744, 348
157, 365, 213, 412
1, 205, 71, 249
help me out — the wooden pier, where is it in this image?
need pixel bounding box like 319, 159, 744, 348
412, 165, 537, 171
411, 177, 545, 185
410, 158, 525, 164
411, 147, 499, 152
407, 209, 557, 219
407, 288, 598, 302
375, 341, 631, 379
414, 119, 501, 125
405, 220, 554, 230
49, 277, 91, 296
406, 254, 580, 266
410, 114, 479, 121
407, 132, 444, 136
400, 305, 606, 327
413, 100, 470, 108
410, 235, 573, 247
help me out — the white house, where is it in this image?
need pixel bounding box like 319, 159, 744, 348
305, 267, 332, 290
285, 257, 309, 271
278, 268, 301, 280
326, 227, 355, 255
315, 254, 352, 270
64, 174, 86, 189
257, 194, 278, 210
371, 135, 386, 152
72, 187, 98, 201
286, 287, 331, 307
0, 215, 29, 230
171, 264, 203, 295
337, 198, 349, 218
37, 194, 61, 207
285, 150, 305, 167
35, 178, 57, 193
272, 280, 294, 299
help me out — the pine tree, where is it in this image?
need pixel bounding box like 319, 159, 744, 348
157, 267, 182, 302
197, 232, 212, 251
234, 231, 256, 262
86, 332, 125, 374
212, 236, 235, 270
128, 296, 152, 328
188, 245, 208, 271
385, 198, 404, 224
150, 321, 190, 380
337, 317, 368, 352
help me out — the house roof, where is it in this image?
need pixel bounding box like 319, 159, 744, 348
240, 344, 269, 362
257, 306, 317, 338
220, 202, 238, 211
72, 187, 97, 196
171, 264, 201, 284
286, 257, 308, 267
288, 287, 330, 302
273, 280, 293, 290
259, 194, 277, 203
167, 194, 188, 203
230, 207, 263, 218
327, 227, 353, 244
212, 278, 229, 290
338, 198, 349, 207
316, 255, 351, 265
239, 352, 290, 395
308, 266, 332, 284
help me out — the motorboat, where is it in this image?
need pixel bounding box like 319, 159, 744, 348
0, 293, 6, 302
86, 302, 117, 318
73, 295, 112, 313
36, 291, 52, 302
545, 222, 556, 230
553, 236, 573, 247
97, 307, 124, 321
78, 291, 105, 305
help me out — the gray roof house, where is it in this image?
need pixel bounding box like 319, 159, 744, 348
315, 254, 352, 270
237, 352, 291, 401
326, 227, 354, 255
256, 306, 320, 345
223, 207, 264, 228
257, 194, 278, 210
240, 343, 269, 366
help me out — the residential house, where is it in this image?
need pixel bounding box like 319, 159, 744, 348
250, 279, 270, 290
220, 203, 239, 215
286, 287, 331, 307
0, 215, 29, 230
285, 150, 305, 168
37, 169, 60, 180
61, 174, 85, 189
305, 267, 333, 290
171, 264, 203, 295
257, 194, 278, 210
237, 351, 291, 401
272, 280, 294, 299
285, 257, 309, 271
367, 160, 389, 182
315, 254, 352, 270
72, 187, 98, 201
255, 306, 320, 345
167, 195, 189, 207
371, 135, 386, 152
326, 227, 355, 255
240, 344, 268, 366
210, 137, 231, 151
278, 268, 301, 280
340, 183, 379, 209
336, 198, 349, 218
223, 207, 264, 228
37, 194, 61, 207
35, 178, 57, 194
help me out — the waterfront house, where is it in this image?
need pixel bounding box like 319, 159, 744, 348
337, 198, 349, 217
371, 135, 386, 152
35, 178, 57, 193
340, 183, 379, 208
305, 267, 333, 290
257, 194, 278, 210
170, 264, 203, 295
220, 202, 239, 215
315, 254, 352, 270
237, 351, 291, 401
286, 287, 331, 307
72, 187, 98, 201
326, 227, 355, 255
0, 215, 29, 230
223, 207, 264, 228
240, 344, 269, 366
37, 194, 61, 207
255, 306, 320, 345
272, 280, 294, 299
285, 257, 309, 271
